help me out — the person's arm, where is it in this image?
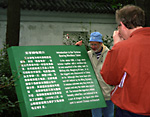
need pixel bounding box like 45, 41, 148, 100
100, 47, 124, 86
75, 40, 82, 46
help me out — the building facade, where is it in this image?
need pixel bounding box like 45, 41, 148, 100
0, 0, 116, 48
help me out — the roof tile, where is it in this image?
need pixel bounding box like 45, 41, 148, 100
0, 0, 116, 14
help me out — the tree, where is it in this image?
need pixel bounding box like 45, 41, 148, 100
6, 0, 20, 47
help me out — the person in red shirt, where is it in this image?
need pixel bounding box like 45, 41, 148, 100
100, 5, 150, 117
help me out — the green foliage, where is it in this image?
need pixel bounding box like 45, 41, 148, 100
102, 35, 113, 49
63, 33, 113, 50
0, 45, 21, 117
63, 32, 90, 51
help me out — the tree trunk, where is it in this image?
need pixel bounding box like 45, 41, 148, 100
135, 0, 150, 27
6, 0, 20, 47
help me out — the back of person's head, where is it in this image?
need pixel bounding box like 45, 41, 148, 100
116, 5, 145, 29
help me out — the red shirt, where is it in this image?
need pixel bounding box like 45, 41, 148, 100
100, 27, 150, 116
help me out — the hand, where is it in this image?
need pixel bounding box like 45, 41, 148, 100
75, 40, 83, 46
113, 30, 124, 45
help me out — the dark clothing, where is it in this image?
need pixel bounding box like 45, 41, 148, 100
116, 107, 150, 117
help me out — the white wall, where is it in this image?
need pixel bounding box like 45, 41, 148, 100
0, 21, 6, 48
0, 8, 116, 48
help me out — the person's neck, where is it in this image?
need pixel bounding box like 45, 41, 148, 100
129, 26, 143, 35
95, 46, 103, 53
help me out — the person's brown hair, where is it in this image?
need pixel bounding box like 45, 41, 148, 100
116, 5, 145, 29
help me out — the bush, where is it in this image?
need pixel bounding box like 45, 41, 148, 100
102, 35, 113, 49
0, 45, 21, 117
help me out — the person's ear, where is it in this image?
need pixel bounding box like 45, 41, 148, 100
120, 22, 127, 29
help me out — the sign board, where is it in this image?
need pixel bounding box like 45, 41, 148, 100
7, 45, 106, 117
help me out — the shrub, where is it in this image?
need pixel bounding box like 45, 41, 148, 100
102, 35, 113, 49
0, 45, 21, 117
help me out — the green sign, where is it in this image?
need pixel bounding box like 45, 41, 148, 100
7, 45, 106, 117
